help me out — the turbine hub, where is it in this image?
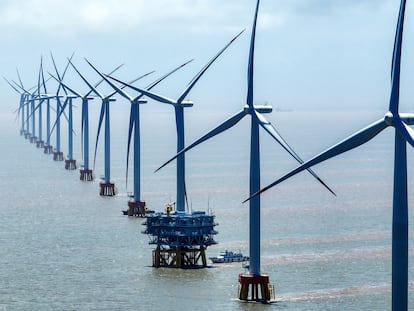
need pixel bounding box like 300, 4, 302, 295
384, 111, 394, 126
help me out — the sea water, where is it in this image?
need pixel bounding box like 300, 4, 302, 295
0, 105, 413, 310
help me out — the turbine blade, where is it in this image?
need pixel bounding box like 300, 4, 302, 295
68, 58, 104, 99
3, 77, 21, 94
389, 0, 406, 113
84, 58, 133, 101
145, 59, 194, 91
394, 118, 414, 148
155, 110, 247, 172
16, 67, 24, 89
50, 98, 69, 135
50, 52, 63, 94
246, 0, 260, 108
93, 103, 106, 170
126, 105, 135, 189
48, 72, 83, 98
254, 110, 336, 196
81, 102, 85, 161
37, 56, 42, 97
244, 118, 388, 202
399, 113, 414, 125
177, 29, 245, 104
115, 82, 175, 105
127, 70, 155, 85
40, 57, 48, 94
106, 70, 155, 99
85, 63, 124, 97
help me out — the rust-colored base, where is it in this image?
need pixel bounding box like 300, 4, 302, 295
127, 200, 146, 217
36, 140, 44, 148
238, 273, 274, 302
80, 169, 94, 181
43, 145, 53, 154
100, 182, 116, 196
65, 159, 77, 170
53, 151, 64, 161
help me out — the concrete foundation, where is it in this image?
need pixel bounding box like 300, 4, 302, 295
80, 169, 94, 181
127, 200, 147, 217
36, 140, 44, 148
99, 182, 116, 196
30, 136, 37, 143
238, 273, 274, 303
65, 159, 77, 170
43, 145, 53, 154
53, 151, 64, 161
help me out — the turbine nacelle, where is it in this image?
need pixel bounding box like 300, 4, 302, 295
132, 98, 148, 105
179, 100, 194, 107
243, 104, 272, 114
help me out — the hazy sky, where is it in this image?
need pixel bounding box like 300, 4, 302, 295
1, 0, 413, 113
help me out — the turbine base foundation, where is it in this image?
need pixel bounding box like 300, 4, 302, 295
24, 132, 31, 139
43, 145, 53, 154
65, 159, 77, 170
126, 200, 147, 217
53, 151, 64, 161
20, 129, 26, 136
152, 245, 207, 268
36, 140, 44, 148
30, 136, 37, 143
80, 169, 94, 181
238, 273, 274, 303
99, 182, 117, 196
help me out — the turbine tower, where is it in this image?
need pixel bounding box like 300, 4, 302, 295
156, 0, 334, 301
90, 60, 193, 216
249, 0, 413, 309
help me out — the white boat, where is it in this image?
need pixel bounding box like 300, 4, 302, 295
209, 250, 249, 263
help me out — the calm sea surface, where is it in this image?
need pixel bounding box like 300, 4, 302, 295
0, 105, 413, 310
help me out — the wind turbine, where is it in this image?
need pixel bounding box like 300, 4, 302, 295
119, 29, 245, 213
49, 53, 73, 161
60, 62, 124, 180
88, 59, 194, 216
248, 0, 413, 309
4, 77, 28, 136
69, 59, 153, 196
34, 56, 54, 149
155, 0, 334, 302
17, 69, 36, 140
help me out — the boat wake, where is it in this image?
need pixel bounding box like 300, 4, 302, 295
278, 283, 414, 302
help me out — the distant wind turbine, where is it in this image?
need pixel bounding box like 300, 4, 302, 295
248, 0, 412, 309
88, 59, 194, 215
61, 62, 124, 180
33, 56, 55, 149
119, 29, 245, 213
71, 58, 153, 196
4, 77, 28, 137
155, 0, 334, 302
49, 53, 74, 161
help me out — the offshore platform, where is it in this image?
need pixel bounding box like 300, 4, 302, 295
143, 203, 217, 268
